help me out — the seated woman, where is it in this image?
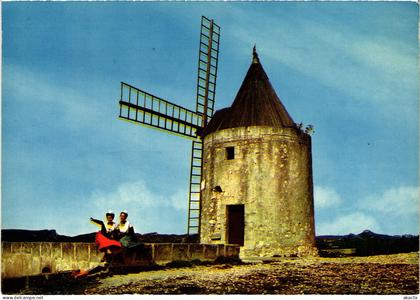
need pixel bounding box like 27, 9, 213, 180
116, 211, 142, 248
90, 211, 122, 254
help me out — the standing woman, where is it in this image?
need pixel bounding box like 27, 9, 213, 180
90, 211, 122, 253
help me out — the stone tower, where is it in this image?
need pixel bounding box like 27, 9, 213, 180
199, 49, 317, 257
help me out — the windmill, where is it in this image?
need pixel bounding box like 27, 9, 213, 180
118, 16, 220, 236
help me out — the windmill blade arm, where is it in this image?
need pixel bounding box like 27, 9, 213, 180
195, 16, 220, 127
119, 82, 203, 139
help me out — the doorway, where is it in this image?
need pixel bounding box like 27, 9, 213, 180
227, 204, 245, 246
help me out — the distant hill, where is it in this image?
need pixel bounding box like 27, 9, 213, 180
1, 229, 199, 244
316, 230, 419, 256
1, 229, 72, 242
1, 229, 418, 256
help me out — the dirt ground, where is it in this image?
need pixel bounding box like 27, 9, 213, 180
22, 252, 420, 295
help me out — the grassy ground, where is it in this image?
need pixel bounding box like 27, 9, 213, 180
17, 252, 420, 295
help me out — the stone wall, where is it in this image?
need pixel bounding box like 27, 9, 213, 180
1, 242, 240, 279
201, 126, 317, 257
1, 242, 102, 279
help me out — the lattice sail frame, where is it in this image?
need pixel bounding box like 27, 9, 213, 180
117, 16, 220, 237
119, 82, 202, 139
187, 16, 220, 236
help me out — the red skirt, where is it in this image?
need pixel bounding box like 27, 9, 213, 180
95, 232, 122, 251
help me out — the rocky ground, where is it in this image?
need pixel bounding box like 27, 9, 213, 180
19, 252, 419, 295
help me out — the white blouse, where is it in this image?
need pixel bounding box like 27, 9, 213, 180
118, 221, 133, 233
105, 222, 117, 233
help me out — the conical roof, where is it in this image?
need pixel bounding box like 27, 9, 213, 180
202, 48, 295, 137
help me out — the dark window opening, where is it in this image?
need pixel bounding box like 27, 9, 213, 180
214, 186, 223, 193
226, 147, 235, 160
42, 266, 51, 273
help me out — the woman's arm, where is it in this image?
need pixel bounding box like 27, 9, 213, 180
90, 217, 104, 226
90, 218, 106, 234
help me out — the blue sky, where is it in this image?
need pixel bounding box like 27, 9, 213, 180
2, 2, 418, 236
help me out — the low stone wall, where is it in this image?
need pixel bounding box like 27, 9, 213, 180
2, 242, 102, 279
1, 242, 240, 279
152, 243, 237, 264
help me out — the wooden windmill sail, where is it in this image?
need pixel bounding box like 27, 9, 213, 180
118, 16, 220, 236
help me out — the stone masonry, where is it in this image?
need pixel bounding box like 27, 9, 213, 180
200, 126, 317, 257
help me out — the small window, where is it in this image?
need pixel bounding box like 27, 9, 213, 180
226, 147, 235, 160
214, 186, 223, 193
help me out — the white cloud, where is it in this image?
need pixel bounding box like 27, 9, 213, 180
90, 179, 188, 210
315, 186, 419, 235
170, 189, 189, 211
88, 179, 188, 234
362, 186, 419, 216
317, 212, 381, 236
314, 186, 343, 208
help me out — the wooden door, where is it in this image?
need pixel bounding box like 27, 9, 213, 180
227, 205, 244, 246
